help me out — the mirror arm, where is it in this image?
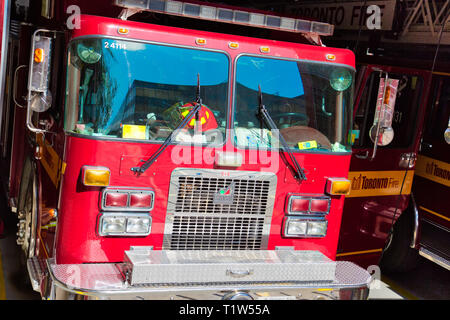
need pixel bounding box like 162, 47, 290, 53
26, 97, 47, 134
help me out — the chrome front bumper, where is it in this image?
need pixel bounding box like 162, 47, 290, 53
28, 250, 372, 300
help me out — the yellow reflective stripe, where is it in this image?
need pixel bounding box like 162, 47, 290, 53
419, 206, 450, 222
432, 71, 450, 77
336, 248, 383, 257
347, 170, 414, 197
415, 155, 450, 187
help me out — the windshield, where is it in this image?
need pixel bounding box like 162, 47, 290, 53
234, 55, 354, 153
64, 38, 229, 143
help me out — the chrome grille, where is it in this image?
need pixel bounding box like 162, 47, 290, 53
171, 216, 265, 250
176, 177, 270, 215
164, 169, 277, 250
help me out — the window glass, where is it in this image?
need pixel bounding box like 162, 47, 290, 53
353, 73, 424, 148
65, 38, 229, 144
234, 55, 354, 153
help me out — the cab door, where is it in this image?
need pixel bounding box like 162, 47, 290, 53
413, 74, 450, 266
337, 64, 431, 267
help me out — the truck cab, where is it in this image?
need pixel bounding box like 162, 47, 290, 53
0, 0, 372, 300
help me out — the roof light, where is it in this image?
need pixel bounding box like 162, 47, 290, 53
326, 54, 336, 61
114, 0, 334, 36
195, 38, 206, 45
260, 46, 270, 53
118, 27, 129, 34
228, 42, 239, 49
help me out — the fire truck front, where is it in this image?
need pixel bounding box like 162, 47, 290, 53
28, 9, 371, 300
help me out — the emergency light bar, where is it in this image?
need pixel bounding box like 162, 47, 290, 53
114, 0, 334, 36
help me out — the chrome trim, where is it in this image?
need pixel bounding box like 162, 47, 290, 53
26, 29, 55, 134
13, 64, 27, 108
419, 247, 450, 271
98, 212, 152, 237
41, 258, 371, 300
286, 194, 331, 215
101, 187, 155, 212
163, 168, 277, 250
410, 193, 420, 249
0, 0, 10, 136
282, 216, 328, 238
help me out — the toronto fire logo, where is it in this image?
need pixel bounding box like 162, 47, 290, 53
351, 174, 400, 190
213, 182, 235, 205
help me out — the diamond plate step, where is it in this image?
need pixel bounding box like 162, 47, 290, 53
124, 249, 336, 286
419, 247, 450, 271
27, 257, 48, 292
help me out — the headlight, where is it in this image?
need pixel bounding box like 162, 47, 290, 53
126, 217, 151, 234
99, 214, 151, 236
101, 216, 126, 235
283, 217, 328, 238
285, 219, 307, 236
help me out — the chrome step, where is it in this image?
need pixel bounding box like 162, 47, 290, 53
419, 247, 450, 271
27, 256, 48, 292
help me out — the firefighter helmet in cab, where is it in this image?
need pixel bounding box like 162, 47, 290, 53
163, 101, 218, 132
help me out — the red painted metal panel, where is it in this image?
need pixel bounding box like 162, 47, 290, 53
55, 135, 351, 264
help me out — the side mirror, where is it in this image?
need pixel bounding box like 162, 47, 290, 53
26, 29, 54, 133
369, 73, 399, 159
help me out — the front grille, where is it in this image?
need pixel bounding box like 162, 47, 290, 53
164, 169, 277, 250
171, 216, 265, 250
176, 177, 270, 215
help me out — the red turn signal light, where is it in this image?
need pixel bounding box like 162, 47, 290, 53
286, 194, 330, 215
129, 193, 153, 208
290, 198, 309, 212
105, 192, 128, 207
102, 188, 154, 211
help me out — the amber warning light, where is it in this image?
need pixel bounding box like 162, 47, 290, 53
34, 48, 45, 63
326, 178, 351, 195
81, 166, 111, 187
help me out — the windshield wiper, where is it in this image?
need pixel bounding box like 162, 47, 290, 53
131, 74, 203, 174
256, 85, 307, 182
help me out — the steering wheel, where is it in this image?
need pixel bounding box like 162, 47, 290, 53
271, 112, 308, 128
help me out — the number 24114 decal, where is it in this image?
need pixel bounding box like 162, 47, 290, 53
104, 41, 127, 50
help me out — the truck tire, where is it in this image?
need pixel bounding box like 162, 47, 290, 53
379, 205, 420, 274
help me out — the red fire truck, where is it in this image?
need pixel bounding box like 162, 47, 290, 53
0, 0, 372, 300
336, 55, 450, 273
